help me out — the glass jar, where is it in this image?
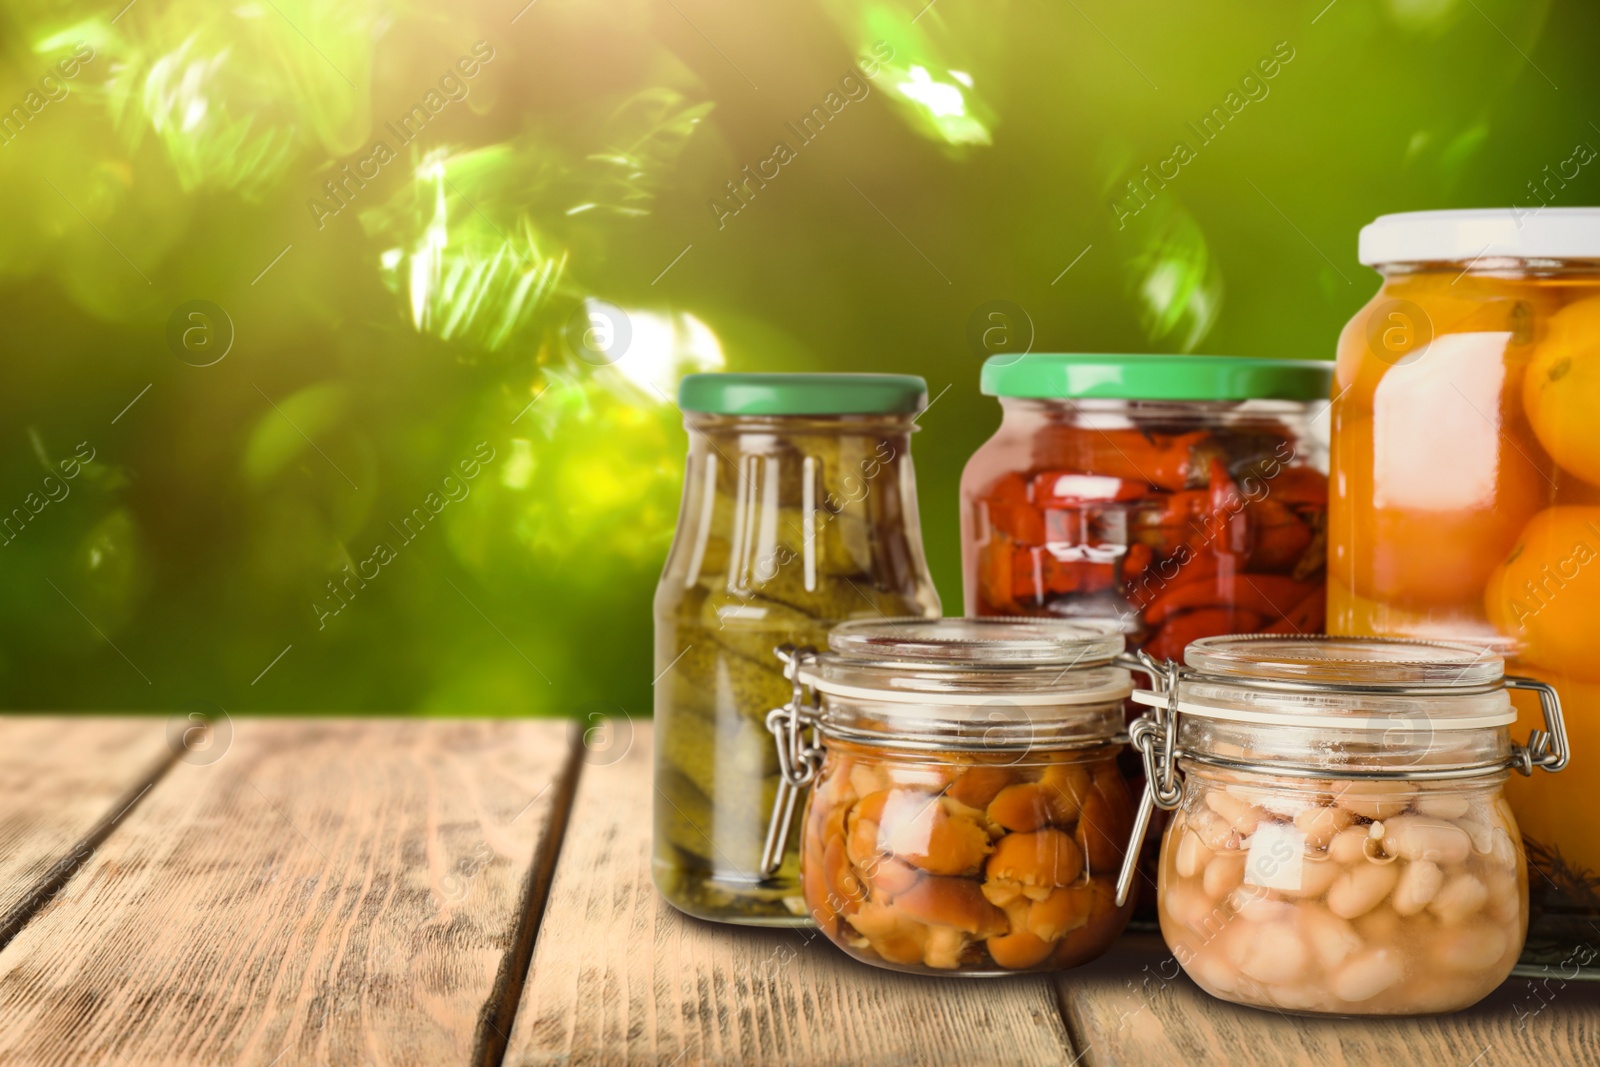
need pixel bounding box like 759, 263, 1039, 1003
961, 354, 1333, 658
1329, 208, 1600, 952
764, 618, 1137, 975
1123, 634, 1568, 1016
653, 373, 942, 926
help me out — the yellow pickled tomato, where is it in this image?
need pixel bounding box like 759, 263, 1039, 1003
1329, 274, 1557, 612
1525, 295, 1600, 487
1484, 506, 1600, 680
1335, 273, 1558, 396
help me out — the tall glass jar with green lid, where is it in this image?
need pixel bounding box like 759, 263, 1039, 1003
654, 373, 942, 925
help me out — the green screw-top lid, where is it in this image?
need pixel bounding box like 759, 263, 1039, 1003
678, 373, 928, 415
981, 354, 1332, 401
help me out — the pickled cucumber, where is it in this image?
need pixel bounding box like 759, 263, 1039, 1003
653, 416, 940, 925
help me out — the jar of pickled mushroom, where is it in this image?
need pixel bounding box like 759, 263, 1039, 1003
764, 617, 1137, 974
653, 373, 941, 926
1330, 208, 1600, 949
1123, 634, 1569, 1016
962, 354, 1333, 658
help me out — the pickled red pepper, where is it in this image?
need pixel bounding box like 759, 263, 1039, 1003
971, 421, 1328, 655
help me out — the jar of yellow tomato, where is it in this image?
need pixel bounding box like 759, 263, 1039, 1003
1329, 208, 1600, 953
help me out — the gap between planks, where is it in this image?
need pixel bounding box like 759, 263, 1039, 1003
0, 716, 592, 1067
0, 726, 179, 950
471, 718, 587, 1067
502, 724, 1084, 1067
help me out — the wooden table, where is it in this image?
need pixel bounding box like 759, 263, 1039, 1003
1, 716, 1596, 1066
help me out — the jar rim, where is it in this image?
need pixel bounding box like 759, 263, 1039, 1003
1132, 635, 1520, 777
1182, 633, 1506, 691
826, 616, 1125, 667
794, 618, 1132, 748
801, 617, 1133, 714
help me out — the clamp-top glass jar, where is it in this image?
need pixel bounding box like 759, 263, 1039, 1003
765, 618, 1137, 975
654, 374, 941, 926
1122, 635, 1568, 1016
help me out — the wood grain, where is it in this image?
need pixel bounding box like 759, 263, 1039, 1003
1059, 932, 1600, 1066
504, 722, 1079, 1067
0, 715, 173, 933
0, 718, 577, 1067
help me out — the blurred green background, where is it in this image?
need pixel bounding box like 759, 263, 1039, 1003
1, 0, 1597, 715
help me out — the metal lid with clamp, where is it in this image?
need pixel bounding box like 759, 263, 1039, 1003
759, 617, 1133, 878
1113, 634, 1569, 907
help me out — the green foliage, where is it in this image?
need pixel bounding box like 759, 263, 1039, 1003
0, 0, 1593, 716
107, 0, 376, 196
1118, 201, 1223, 353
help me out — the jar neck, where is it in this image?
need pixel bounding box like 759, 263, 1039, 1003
684, 412, 921, 435
662, 408, 937, 609
1177, 759, 1511, 788
996, 396, 1317, 429
1375, 258, 1600, 280
826, 734, 1124, 761
816, 692, 1129, 753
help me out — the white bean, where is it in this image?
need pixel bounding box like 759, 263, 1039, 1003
1189, 949, 1240, 994
1203, 853, 1246, 899
1331, 780, 1412, 821
1414, 793, 1471, 819
1487, 828, 1519, 869
1381, 816, 1472, 866
1390, 860, 1443, 916
1230, 921, 1308, 984
1165, 883, 1229, 938
1327, 862, 1401, 919
1294, 804, 1354, 849
1429, 873, 1490, 924
1175, 829, 1213, 879
1228, 886, 1296, 924
1483, 865, 1522, 924
1300, 904, 1363, 971
1206, 789, 1263, 834
1163, 774, 1526, 1017
1354, 904, 1402, 945
1328, 826, 1371, 864
1435, 922, 1509, 972
1458, 818, 1495, 855
1277, 856, 1341, 900
1188, 808, 1237, 852
1332, 946, 1404, 1002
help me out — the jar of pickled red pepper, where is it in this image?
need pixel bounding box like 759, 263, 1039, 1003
1330, 209, 1600, 952
763, 617, 1137, 975
962, 354, 1334, 657
653, 374, 941, 926
1122, 634, 1568, 1016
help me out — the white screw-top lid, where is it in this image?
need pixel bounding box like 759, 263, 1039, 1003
1358, 207, 1600, 266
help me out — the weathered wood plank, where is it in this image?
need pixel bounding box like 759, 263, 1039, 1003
0, 718, 578, 1067
0, 715, 173, 934
505, 722, 1078, 1067
1059, 932, 1600, 1066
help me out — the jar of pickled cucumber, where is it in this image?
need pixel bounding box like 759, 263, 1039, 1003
1124, 634, 1569, 1016
653, 374, 941, 926
1330, 208, 1600, 951
764, 618, 1138, 974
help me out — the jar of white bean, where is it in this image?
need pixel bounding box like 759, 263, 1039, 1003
1117, 634, 1569, 1016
